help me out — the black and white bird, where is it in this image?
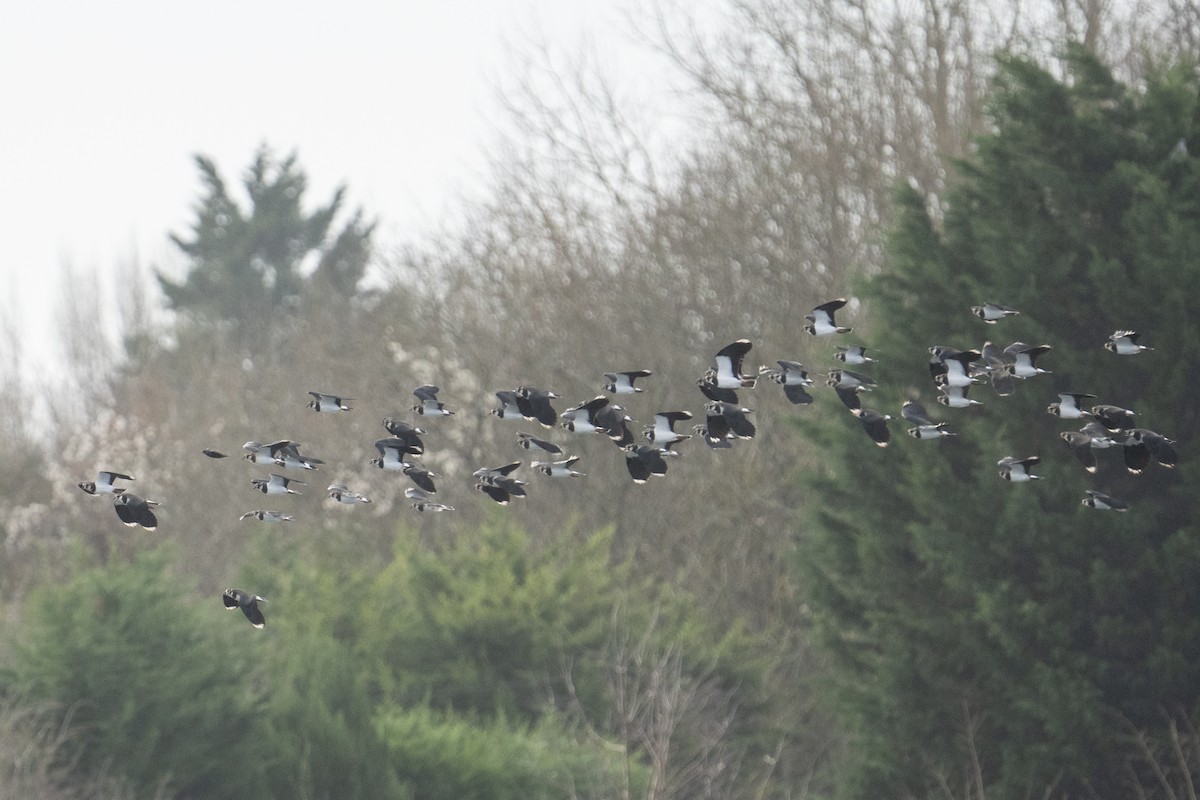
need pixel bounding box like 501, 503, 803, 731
406, 487, 455, 512
514, 386, 560, 427
532, 456, 586, 478
1091, 404, 1136, 432
327, 484, 372, 504
693, 423, 733, 449
696, 374, 740, 404
930, 348, 982, 389
901, 400, 953, 439
113, 493, 159, 530
240, 510, 294, 522
371, 438, 422, 471
78, 470, 134, 496
1047, 392, 1097, 419
937, 384, 983, 408
603, 370, 652, 394
242, 440, 321, 470
978, 342, 1016, 396
805, 298, 851, 336
1082, 490, 1129, 511
971, 303, 1020, 323
379, 421, 426, 456
412, 385, 455, 416
705, 401, 756, 440
998, 456, 1042, 482
827, 369, 877, 392
491, 390, 528, 421
250, 473, 304, 495
223, 588, 266, 628
560, 396, 611, 434
852, 408, 891, 447
622, 444, 673, 483
834, 345, 875, 365
643, 411, 693, 448
516, 432, 563, 455
759, 360, 814, 404
1079, 421, 1121, 448
1003, 342, 1052, 378
1123, 428, 1178, 474
833, 384, 864, 411
472, 462, 527, 505
307, 391, 352, 412
400, 461, 439, 493
594, 403, 636, 447
1105, 330, 1153, 355
709, 339, 757, 389
1059, 431, 1100, 473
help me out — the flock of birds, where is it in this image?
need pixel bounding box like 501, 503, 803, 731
74, 298, 1175, 627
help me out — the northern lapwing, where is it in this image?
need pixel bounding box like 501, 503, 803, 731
971, 303, 1020, 323
805, 298, 851, 335
412, 384, 454, 416
603, 370, 652, 394
250, 473, 304, 495
532, 456, 586, 478
327, 484, 372, 504
759, 360, 814, 404
78, 470, 134, 496
1047, 393, 1097, 419
113, 493, 159, 530
223, 588, 266, 628
1105, 330, 1152, 355
1082, 490, 1130, 511
240, 510, 294, 522
307, 391, 352, 412
998, 456, 1041, 482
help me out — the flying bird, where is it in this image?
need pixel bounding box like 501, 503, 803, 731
622, 444, 673, 483
693, 422, 733, 449
998, 456, 1042, 482
930, 348, 982, 389
705, 401, 756, 440
400, 461, 439, 493
1047, 393, 1097, 419
327, 484, 372, 504
516, 432, 563, 455
1082, 490, 1129, 511
379, 421, 425, 456
1123, 428, 1178, 474
644, 411, 693, 448
971, 303, 1020, 323
759, 360, 815, 404
603, 370, 652, 394
250, 473, 304, 495
937, 385, 983, 408
1105, 330, 1152, 355
834, 345, 875, 364
239, 510, 294, 522
1059, 431, 1099, 474
1004, 343, 1052, 378
202, 449, 227, 459
852, 408, 891, 447
412, 384, 454, 416
514, 386, 560, 427
223, 588, 266, 628
978, 342, 1016, 396
491, 390, 528, 421
1091, 404, 1136, 432
406, 487, 455, 512
78, 470, 134, 496
696, 374, 740, 404
594, 403, 636, 446
113, 493, 159, 530
805, 298, 851, 335
533, 456, 586, 478
472, 462, 527, 505
708, 339, 757, 389
901, 400, 953, 439
560, 396, 611, 434
306, 391, 352, 412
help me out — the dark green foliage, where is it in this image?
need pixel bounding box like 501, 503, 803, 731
158, 146, 375, 325
12, 547, 272, 798
800, 47, 1200, 796
377, 706, 640, 800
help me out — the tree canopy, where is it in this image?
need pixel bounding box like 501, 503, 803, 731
799, 45, 1200, 797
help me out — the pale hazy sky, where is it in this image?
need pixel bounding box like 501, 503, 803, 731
0, 0, 680, 377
